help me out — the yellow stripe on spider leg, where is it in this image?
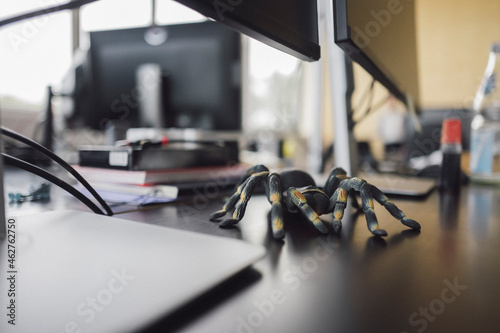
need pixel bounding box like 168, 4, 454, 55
331, 188, 348, 233
233, 184, 254, 220
209, 180, 248, 220
334, 210, 343, 221
360, 183, 387, 236
269, 192, 281, 203
272, 215, 284, 232
270, 202, 285, 239
290, 189, 307, 203
231, 171, 269, 221
368, 198, 374, 209
228, 178, 249, 204
233, 187, 255, 220
337, 188, 348, 202
268, 172, 285, 238
332, 188, 348, 219
288, 188, 328, 234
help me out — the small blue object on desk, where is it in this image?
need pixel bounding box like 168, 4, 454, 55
9, 183, 51, 203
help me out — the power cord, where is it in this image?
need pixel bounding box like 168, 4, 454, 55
3, 154, 107, 215
1, 127, 113, 216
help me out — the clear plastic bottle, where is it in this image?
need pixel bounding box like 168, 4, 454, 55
470, 42, 500, 185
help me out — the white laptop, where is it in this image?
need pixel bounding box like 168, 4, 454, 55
0, 210, 265, 333
0, 122, 264, 333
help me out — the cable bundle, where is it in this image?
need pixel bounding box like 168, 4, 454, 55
2, 127, 113, 216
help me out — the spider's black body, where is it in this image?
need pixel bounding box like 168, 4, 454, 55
278, 170, 329, 214
210, 165, 421, 239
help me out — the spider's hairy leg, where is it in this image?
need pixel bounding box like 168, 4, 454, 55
359, 182, 388, 237
219, 171, 269, 228
287, 188, 328, 234
212, 165, 271, 220
347, 188, 361, 210
233, 164, 269, 190
369, 184, 421, 230
328, 177, 367, 233
329, 187, 348, 233
268, 172, 285, 239
210, 178, 250, 220
323, 167, 348, 197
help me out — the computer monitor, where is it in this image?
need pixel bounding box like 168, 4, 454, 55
333, 0, 420, 110
173, 0, 419, 175
68, 21, 242, 131
173, 0, 320, 62
172, 0, 418, 110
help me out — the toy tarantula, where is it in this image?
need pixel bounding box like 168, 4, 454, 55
210, 165, 421, 239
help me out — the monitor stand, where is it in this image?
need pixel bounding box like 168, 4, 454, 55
323, 0, 359, 177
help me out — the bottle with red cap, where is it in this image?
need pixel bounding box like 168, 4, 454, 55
440, 118, 462, 192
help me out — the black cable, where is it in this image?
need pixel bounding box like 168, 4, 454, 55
353, 79, 376, 125
1, 127, 113, 216
0, 0, 111, 215
0, 0, 100, 28
355, 94, 391, 126
3, 154, 106, 215
353, 78, 376, 113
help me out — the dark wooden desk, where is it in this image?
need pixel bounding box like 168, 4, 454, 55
5, 167, 500, 333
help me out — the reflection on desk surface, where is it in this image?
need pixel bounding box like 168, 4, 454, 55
3, 165, 500, 332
